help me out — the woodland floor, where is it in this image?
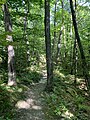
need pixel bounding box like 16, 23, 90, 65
13, 71, 48, 120
1, 69, 89, 120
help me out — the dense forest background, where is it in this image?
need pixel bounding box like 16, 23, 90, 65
0, 0, 90, 120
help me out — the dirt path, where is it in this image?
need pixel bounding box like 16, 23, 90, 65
14, 72, 47, 120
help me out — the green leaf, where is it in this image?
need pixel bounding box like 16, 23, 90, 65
0, 0, 6, 4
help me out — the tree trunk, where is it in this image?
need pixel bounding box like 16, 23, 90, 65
52, 0, 57, 55
56, 28, 63, 63
45, 0, 53, 91
73, 38, 78, 84
73, 0, 78, 84
56, 0, 64, 64
3, 4, 16, 86
23, 4, 30, 66
70, 0, 90, 86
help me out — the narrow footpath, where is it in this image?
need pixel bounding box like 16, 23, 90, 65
14, 71, 47, 120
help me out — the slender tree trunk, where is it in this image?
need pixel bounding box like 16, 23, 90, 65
56, 28, 63, 63
63, 25, 68, 69
73, 38, 78, 84
70, 16, 73, 74
56, 0, 64, 64
70, 0, 90, 86
63, 26, 66, 58
74, 0, 78, 84
45, 0, 53, 91
52, 0, 57, 55
23, 7, 30, 66
3, 4, 16, 86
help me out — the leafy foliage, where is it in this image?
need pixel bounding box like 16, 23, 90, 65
0, 0, 90, 119
0, 84, 26, 120
44, 70, 90, 119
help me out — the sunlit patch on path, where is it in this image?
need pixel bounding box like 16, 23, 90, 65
14, 73, 47, 120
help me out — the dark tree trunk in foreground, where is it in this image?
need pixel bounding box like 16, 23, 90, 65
45, 0, 53, 91
70, 0, 90, 87
3, 4, 16, 86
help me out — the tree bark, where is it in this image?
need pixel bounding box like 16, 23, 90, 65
52, 0, 57, 55
70, 0, 90, 86
45, 0, 53, 91
56, 0, 64, 64
56, 28, 63, 63
23, 3, 30, 66
3, 4, 16, 86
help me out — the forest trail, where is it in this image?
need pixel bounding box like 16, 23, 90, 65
14, 71, 47, 120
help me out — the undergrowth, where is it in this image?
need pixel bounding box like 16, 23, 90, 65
0, 84, 24, 120
0, 66, 42, 120
44, 70, 90, 120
